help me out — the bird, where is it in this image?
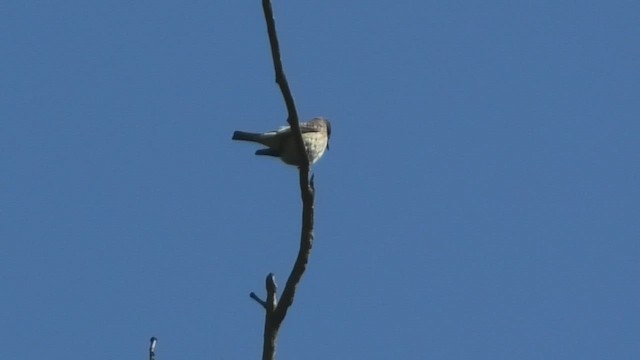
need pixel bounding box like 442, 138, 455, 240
232, 117, 331, 166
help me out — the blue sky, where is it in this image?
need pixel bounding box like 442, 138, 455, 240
2, 1, 639, 359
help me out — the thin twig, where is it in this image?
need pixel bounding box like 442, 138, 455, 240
149, 337, 157, 360
262, 273, 278, 359
250, 292, 267, 309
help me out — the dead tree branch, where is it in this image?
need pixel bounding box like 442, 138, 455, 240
251, 1, 317, 360
149, 337, 157, 360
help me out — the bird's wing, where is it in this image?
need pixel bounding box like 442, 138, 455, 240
273, 126, 291, 134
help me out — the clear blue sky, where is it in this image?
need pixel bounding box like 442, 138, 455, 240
2, 1, 638, 359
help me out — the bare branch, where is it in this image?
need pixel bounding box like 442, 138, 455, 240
254, 1, 318, 360
265, 273, 278, 311
250, 292, 267, 309
149, 337, 157, 360
261, 0, 309, 171
262, 274, 278, 360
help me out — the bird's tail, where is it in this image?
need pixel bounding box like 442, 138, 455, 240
232, 131, 262, 142
255, 148, 280, 157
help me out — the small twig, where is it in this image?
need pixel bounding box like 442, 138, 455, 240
261, 273, 278, 359
250, 292, 267, 309
265, 273, 278, 311
149, 337, 157, 360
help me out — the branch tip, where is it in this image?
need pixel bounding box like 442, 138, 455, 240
266, 273, 277, 293
149, 336, 157, 360
250, 292, 267, 309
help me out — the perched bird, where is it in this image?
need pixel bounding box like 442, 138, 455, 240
232, 117, 331, 166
